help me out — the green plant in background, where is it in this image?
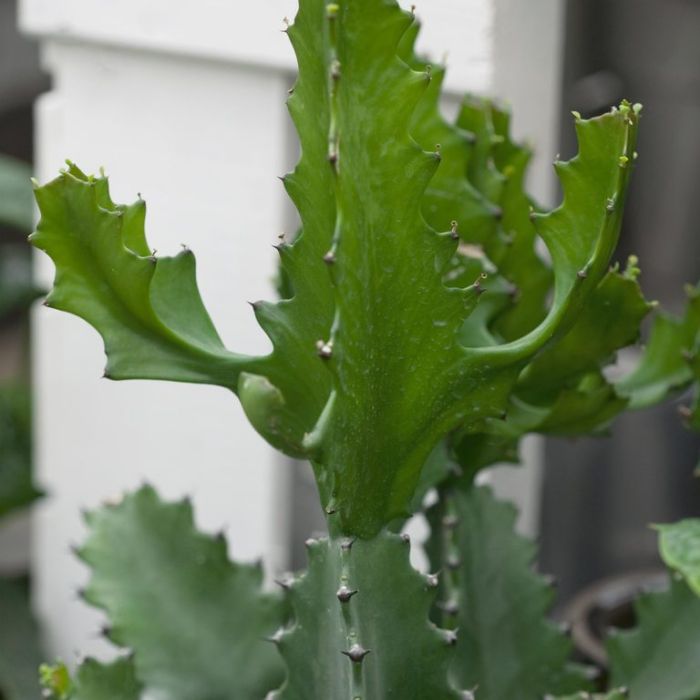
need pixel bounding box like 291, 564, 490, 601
0, 154, 45, 700
30, 0, 700, 698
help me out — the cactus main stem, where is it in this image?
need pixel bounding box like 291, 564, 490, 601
270, 532, 465, 699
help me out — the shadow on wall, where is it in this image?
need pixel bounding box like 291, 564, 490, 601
542, 0, 700, 603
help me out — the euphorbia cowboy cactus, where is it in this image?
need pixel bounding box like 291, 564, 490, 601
31, 1, 700, 699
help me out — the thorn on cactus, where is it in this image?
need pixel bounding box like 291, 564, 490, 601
426, 573, 440, 588
323, 250, 336, 265
443, 629, 459, 646
442, 514, 459, 530
450, 220, 459, 240
316, 340, 333, 360
305, 538, 318, 549
325, 499, 338, 515
331, 60, 341, 81
437, 599, 459, 617
274, 575, 294, 591
341, 644, 371, 663
447, 554, 461, 570
341, 537, 355, 552
336, 585, 358, 603
266, 629, 285, 645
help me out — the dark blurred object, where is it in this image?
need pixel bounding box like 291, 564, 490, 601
0, 3, 48, 696
542, 0, 700, 603
563, 569, 667, 670
0, 576, 44, 700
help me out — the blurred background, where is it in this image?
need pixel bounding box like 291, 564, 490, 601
0, 0, 698, 692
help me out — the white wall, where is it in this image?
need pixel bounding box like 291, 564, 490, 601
22, 0, 564, 661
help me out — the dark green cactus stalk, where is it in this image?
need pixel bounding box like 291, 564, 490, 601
426, 486, 588, 699
270, 533, 460, 699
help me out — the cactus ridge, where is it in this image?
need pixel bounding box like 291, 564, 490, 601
270, 531, 464, 699
426, 486, 589, 699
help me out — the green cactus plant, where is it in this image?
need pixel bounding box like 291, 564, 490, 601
30, 1, 700, 698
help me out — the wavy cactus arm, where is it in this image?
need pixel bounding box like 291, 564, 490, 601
616, 283, 700, 408
607, 577, 700, 700
270, 532, 464, 699
426, 486, 589, 699
656, 519, 700, 596
400, 25, 500, 243
77, 487, 286, 700
30, 165, 248, 389
475, 104, 640, 370
41, 658, 142, 700
516, 261, 652, 405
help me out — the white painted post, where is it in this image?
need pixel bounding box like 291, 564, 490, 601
21, 0, 564, 660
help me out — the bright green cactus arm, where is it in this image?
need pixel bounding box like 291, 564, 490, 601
516, 260, 652, 406
607, 577, 700, 700
30, 165, 248, 389
77, 486, 286, 700
270, 532, 465, 699
616, 283, 700, 408
656, 519, 700, 596
425, 486, 589, 699
41, 658, 141, 700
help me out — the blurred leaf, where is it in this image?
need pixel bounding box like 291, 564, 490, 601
607, 578, 700, 700
0, 577, 44, 700
78, 486, 287, 700
0, 385, 40, 521
0, 156, 33, 232
656, 519, 700, 596
616, 283, 700, 408
426, 486, 589, 699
